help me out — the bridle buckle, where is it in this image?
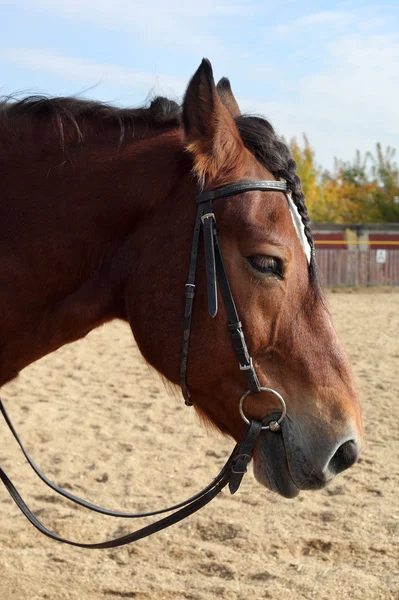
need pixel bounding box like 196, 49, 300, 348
231, 453, 251, 474
239, 357, 253, 371
201, 212, 216, 224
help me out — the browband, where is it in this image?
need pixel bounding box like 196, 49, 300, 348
197, 180, 287, 203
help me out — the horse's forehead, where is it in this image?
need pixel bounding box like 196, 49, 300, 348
226, 189, 288, 226
222, 190, 312, 264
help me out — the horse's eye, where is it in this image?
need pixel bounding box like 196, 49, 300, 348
247, 255, 284, 278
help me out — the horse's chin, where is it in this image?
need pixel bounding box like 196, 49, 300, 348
253, 428, 300, 499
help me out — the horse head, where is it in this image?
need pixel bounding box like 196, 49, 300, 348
127, 60, 362, 498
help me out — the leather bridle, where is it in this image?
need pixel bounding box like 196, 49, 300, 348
181, 179, 288, 408
0, 179, 288, 548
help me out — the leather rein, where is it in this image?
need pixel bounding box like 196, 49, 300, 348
0, 179, 288, 548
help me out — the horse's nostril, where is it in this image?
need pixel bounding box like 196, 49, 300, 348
328, 440, 360, 475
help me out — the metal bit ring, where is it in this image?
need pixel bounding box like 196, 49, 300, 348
239, 387, 287, 431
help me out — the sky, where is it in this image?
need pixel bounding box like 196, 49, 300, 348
0, 0, 398, 170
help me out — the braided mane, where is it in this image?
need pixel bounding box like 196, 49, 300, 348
235, 115, 321, 296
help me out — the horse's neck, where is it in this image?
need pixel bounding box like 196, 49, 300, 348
0, 130, 184, 385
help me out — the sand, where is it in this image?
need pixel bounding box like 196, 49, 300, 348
0, 291, 398, 600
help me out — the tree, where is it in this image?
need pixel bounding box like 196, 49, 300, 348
289, 135, 327, 221
289, 139, 399, 223
367, 144, 399, 222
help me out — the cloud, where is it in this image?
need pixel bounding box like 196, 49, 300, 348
1, 48, 187, 98
300, 33, 399, 131
6, 0, 253, 56
239, 30, 399, 169
2, 5, 398, 170
275, 11, 354, 37
30, 0, 252, 18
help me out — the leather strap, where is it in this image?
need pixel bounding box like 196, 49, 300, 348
213, 230, 261, 393
180, 202, 204, 404
0, 403, 262, 548
197, 180, 287, 203
0, 397, 225, 518
229, 420, 262, 494
0, 466, 228, 548
202, 200, 218, 318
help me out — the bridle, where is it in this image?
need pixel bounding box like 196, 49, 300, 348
0, 179, 289, 549
180, 179, 288, 429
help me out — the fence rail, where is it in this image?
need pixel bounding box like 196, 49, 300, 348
316, 250, 399, 287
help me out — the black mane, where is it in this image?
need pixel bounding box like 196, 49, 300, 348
0, 94, 181, 124
0, 95, 182, 145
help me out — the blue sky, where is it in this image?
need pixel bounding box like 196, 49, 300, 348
1, 0, 398, 170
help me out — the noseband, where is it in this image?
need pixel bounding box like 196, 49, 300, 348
0, 179, 288, 548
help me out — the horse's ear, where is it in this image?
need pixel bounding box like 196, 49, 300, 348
183, 59, 244, 184
216, 77, 241, 118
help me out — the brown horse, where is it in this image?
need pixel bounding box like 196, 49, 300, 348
0, 59, 362, 500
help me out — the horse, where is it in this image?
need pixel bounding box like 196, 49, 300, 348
0, 59, 362, 516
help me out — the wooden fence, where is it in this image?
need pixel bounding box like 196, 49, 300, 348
316, 250, 399, 287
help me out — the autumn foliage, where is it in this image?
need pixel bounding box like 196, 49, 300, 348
289, 137, 399, 223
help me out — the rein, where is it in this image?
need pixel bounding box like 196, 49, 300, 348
0, 179, 288, 548
0, 397, 261, 548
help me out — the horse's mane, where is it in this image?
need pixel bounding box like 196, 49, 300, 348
0, 95, 182, 146
0, 93, 320, 294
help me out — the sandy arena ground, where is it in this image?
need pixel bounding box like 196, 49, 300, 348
0, 291, 398, 600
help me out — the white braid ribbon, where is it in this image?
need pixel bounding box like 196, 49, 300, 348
286, 193, 312, 264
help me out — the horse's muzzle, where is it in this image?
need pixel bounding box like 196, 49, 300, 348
253, 416, 361, 498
